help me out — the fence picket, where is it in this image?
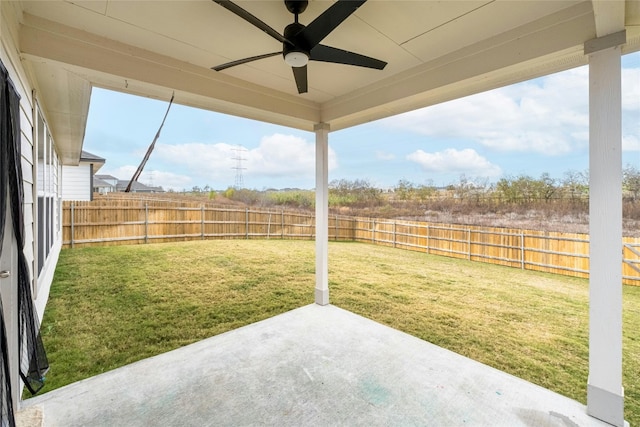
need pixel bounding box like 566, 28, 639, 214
61, 198, 640, 285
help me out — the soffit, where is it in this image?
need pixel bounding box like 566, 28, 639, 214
9, 0, 640, 161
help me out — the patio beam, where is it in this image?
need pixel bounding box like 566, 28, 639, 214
591, 0, 625, 38
586, 33, 625, 427
315, 123, 330, 306
19, 14, 321, 132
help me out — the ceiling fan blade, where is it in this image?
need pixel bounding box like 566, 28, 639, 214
212, 0, 293, 46
300, 0, 367, 48
292, 65, 308, 94
310, 45, 386, 70
212, 51, 282, 71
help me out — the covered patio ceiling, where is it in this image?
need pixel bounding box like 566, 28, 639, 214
8, 0, 640, 165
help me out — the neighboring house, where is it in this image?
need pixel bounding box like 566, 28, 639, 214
115, 180, 163, 193
61, 150, 105, 201
1, 1, 637, 426
93, 174, 118, 194
94, 174, 163, 193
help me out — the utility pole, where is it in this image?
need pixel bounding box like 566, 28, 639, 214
125, 93, 174, 192
232, 145, 247, 189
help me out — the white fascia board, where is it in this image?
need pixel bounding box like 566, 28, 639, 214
322, 2, 596, 131
19, 14, 321, 132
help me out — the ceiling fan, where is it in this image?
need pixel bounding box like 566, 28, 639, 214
212, 0, 387, 94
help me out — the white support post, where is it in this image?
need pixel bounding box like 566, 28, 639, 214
586, 35, 625, 427
315, 123, 330, 306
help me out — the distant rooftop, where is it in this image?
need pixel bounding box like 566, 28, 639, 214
116, 180, 163, 193
95, 174, 118, 181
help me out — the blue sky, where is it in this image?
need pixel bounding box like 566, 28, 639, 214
85, 52, 640, 191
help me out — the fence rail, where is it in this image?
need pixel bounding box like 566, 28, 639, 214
62, 199, 640, 285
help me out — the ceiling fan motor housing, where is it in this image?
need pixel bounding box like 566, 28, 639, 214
283, 22, 310, 66
284, 0, 308, 15
213, 0, 387, 93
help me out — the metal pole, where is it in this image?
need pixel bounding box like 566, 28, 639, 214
267, 212, 272, 239
145, 203, 149, 244
520, 231, 525, 269
201, 205, 205, 240
70, 202, 75, 248
372, 219, 376, 243
426, 225, 430, 254
393, 220, 397, 248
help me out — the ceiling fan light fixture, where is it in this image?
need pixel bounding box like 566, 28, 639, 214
213, 0, 387, 94
284, 51, 309, 67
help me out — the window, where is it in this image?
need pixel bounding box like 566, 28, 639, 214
35, 103, 58, 276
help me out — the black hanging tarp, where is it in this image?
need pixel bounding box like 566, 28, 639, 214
0, 59, 16, 427
0, 60, 49, 427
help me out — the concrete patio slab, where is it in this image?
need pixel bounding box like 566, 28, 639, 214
20, 304, 611, 426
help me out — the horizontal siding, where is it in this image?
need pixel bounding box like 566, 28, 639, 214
1, 0, 39, 407
62, 165, 91, 201
2, 0, 68, 321
23, 183, 33, 206
1, 1, 39, 307
20, 133, 33, 175
21, 156, 33, 184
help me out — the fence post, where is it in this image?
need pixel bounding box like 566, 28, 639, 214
520, 231, 525, 269
281, 209, 285, 239
426, 225, 430, 254
267, 212, 272, 239
468, 228, 472, 260
70, 202, 75, 249
372, 219, 376, 244
201, 205, 205, 240
393, 220, 397, 248
245, 208, 249, 239
335, 215, 338, 241
145, 203, 149, 244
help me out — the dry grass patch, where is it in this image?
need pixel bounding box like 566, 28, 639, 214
40, 240, 640, 424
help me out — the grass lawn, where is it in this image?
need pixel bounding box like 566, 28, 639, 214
39, 240, 640, 424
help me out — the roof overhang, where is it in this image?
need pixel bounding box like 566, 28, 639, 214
5, 0, 640, 164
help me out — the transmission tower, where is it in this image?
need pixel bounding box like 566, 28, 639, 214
232, 145, 247, 188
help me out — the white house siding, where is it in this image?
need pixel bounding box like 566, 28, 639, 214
1, 0, 61, 335
2, 2, 35, 298
62, 163, 91, 201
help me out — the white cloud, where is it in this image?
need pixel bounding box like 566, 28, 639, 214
407, 148, 502, 177
622, 68, 640, 111
247, 133, 337, 177
622, 67, 640, 152
383, 67, 592, 155
623, 135, 640, 152
154, 142, 236, 181
153, 133, 337, 185
375, 150, 395, 160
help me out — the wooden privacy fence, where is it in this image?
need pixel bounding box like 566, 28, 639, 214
62, 199, 640, 285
